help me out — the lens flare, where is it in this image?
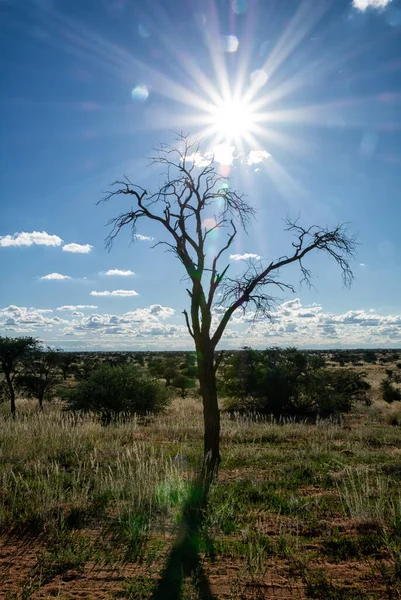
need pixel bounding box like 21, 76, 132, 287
131, 85, 149, 102
222, 35, 239, 53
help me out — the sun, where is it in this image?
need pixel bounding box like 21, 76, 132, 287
207, 96, 258, 145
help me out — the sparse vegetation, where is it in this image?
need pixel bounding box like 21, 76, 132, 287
1, 348, 401, 598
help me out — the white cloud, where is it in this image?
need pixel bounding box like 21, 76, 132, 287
353, 0, 392, 10
62, 243, 93, 253
59, 304, 177, 341
40, 273, 72, 280
90, 290, 139, 297
104, 269, 135, 276
186, 144, 236, 167
247, 150, 271, 165
278, 298, 303, 313
187, 146, 272, 169
149, 304, 175, 319
134, 234, 154, 242
0, 231, 63, 247
0, 305, 67, 331
239, 299, 401, 347
57, 305, 97, 311
360, 263, 367, 267
230, 253, 262, 261
186, 152, 212, 167
2, 299, 401, 350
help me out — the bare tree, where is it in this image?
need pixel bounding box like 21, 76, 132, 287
101, 133, 356, 476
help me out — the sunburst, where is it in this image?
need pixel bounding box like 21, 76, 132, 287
202, 94, 259, 148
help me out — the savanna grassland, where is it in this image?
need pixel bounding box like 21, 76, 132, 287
1, 352, 401, 599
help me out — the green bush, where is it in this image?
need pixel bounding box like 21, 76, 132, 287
220, 347, 371, 419
171, 374, 197, 398
303, 368, 371, 417
63, 363, 171, 419
381, 377, 401, 403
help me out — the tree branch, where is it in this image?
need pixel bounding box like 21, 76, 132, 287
212, 221, 356, 347
183, 310, 195, 339
207, 222, 237, 309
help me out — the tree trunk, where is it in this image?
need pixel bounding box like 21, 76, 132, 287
10, 389, 16, 417
197, 341, 220, 476
5, 372, 16, 417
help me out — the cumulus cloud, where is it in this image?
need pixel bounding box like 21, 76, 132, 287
0, 231, 63, 247
187, 144, 236, 166
241, 299, 401, 347
353, 0, 392, 10
246, 150, 271, 165
134, 234, 154, 242
186, 152, 212, 167
57, 305, 97, 311
0, 305, 67, 331
90, 289, 139, 297
62, 243, 93, 253
40, 273, 72, 280
186, 146, 271, 168
230, 253, 262, 261
60, 304, 177, 340
2, 298, 401, 349
104, 269, 135, 276
280, 299, 303, 311
149, 304, 175, 319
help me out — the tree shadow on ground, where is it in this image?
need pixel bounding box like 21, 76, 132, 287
151, 461, 218, 600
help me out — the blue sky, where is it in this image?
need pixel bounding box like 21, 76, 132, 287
0, 0, 400, 350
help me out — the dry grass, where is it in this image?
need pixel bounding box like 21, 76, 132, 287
0, 384, 401, 599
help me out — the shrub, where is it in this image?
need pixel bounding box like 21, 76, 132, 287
161, 359, 180, 386
303, 368, 371, 418
171, 374, 197, 398
63, 363, 171, 419
221, 347, 371, 419
381, 377, 401, 403
363, 350, 377, 364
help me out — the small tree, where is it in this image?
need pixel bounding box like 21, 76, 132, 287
102, 134, 356, 475
0, 336, 39, 416
16, 349, 62, 410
